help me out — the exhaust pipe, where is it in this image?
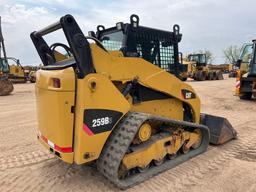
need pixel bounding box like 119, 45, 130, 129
200, 113, 237, 145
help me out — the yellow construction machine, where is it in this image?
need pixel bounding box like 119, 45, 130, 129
183, 54, 224, 81
235, 41, 256, 99
23, 65, 38, 83
7, 57, 28, 83
31, 14, 237, 189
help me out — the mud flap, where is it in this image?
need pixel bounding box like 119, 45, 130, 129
200, 113, 237, 145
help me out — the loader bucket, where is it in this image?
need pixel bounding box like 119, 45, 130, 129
200, 113, 237, 145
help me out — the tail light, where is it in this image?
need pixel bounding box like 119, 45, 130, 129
52, 78, 61, 88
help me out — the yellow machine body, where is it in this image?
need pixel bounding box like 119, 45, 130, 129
7, 61, 27, 83
9, 65, 25, 77
32, 15, 236, 188
36, 44, 200, 164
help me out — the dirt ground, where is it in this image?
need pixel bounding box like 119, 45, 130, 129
0, 75, 256, 192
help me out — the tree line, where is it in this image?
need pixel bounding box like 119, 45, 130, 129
189, 45, 241, 64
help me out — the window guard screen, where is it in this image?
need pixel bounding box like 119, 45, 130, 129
134, 32, 174, 71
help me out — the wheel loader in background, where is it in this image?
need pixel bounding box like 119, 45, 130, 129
31, 14, 237, 189
0, 16, 13, 96
235, 41, 256, 99
183, 54, 224, 81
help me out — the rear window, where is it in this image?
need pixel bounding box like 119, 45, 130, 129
134, 33, 175, 71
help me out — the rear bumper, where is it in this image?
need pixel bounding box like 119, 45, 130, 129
37, 132, 74, 164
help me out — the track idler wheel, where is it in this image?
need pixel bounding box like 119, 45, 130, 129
133, 123, 152, 144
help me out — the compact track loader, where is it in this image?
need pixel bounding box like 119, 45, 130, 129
31, 14, 237, 189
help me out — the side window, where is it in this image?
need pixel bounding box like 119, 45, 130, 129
241, 44, 253, 63
100, 31, 123, 51
0, 59, 9, 73
251, 46, 256, 74
199, 55, 206, 63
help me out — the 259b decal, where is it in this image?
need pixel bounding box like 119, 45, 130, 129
83, 109, 123, 135
92, 117, 112, 128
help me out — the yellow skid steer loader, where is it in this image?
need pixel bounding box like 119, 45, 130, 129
31, 15, 237, 189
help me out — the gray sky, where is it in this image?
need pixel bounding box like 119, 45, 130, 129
0, 0, 256, 65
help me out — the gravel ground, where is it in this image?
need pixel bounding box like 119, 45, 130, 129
0, 75, 255, 192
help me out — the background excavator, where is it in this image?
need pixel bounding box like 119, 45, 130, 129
7, 57, 27, 83
235, 41, 256, 99
0, 16, 36, 96
31, 14, 237, 189
0, 16, 13, 96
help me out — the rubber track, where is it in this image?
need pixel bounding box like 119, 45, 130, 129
97, 111, 210, 189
